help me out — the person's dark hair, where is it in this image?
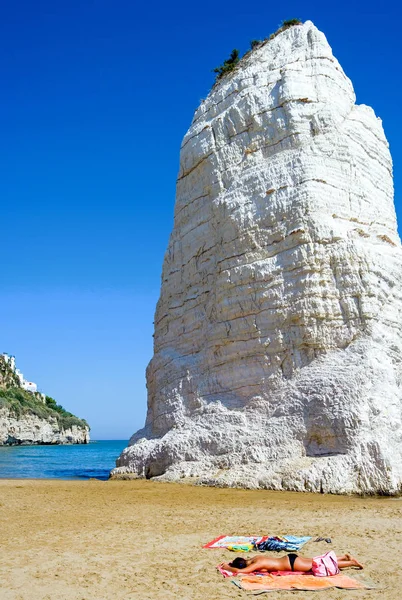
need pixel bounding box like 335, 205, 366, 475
229, 557, 247, 569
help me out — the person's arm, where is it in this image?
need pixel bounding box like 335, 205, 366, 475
221, 562, 239, 573
220, 562, 258, 574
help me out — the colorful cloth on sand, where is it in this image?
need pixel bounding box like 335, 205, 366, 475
227, 543, 255, 552
254, 535, 311, 552
203, 536, 268, 549
203, 534, 310, 550
232, 573, 374, 592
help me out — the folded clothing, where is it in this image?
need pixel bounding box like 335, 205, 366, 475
226, 543, 254, 552
254, 535, 311, 552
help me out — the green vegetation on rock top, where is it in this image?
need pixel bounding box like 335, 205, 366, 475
0, 388, 89, 431
213, 48, 240, 80
213, 19, 303, 83
0, 356, 89, 431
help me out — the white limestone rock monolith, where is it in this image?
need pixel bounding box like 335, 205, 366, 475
113, 21, 402, 494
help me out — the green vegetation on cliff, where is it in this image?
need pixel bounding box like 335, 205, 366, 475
0, 388, 89, 431
0, 356, 89, 431
269, 18, 302, 40
213, 19, 303, 83
213, 48, 240, 80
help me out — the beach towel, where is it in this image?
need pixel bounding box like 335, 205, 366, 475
203, 535, 268, 549
232, 573, 374, 592
204, 534, 310, 550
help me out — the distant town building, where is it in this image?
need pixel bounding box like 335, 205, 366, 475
22, 381, 38, 393
2, 353, 16, 372
2, 353, 40, 396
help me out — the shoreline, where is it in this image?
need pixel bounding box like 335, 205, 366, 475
2, 474, 401, 500
0, 478, 401, 599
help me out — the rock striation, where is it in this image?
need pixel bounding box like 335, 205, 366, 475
113, 21, 402, 493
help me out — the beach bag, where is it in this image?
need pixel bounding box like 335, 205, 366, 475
312, 551, 340, 577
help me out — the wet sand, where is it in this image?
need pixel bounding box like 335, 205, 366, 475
0, 478, 400, 599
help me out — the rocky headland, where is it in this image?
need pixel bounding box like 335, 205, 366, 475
0, 355, 89, 445
113, 20, 402, 494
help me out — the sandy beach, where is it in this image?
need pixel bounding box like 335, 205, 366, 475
0, 479, 400, 600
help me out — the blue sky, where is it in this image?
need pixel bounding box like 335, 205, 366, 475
1, 0, 400, 439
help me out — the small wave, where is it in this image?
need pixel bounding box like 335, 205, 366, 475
52, 468, 110, 480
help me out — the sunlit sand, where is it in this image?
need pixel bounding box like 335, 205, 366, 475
0, 479, 399, 599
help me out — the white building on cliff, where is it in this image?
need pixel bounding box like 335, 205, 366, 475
2, 353, 39, 394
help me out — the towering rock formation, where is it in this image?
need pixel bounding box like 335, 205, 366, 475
113, 21, 402, 493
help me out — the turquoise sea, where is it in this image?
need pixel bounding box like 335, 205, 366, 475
0, 440, 128, 480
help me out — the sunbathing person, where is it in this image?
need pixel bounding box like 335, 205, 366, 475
221, 553, 363, 574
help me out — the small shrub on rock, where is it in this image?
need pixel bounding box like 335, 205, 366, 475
270, 18, 303, 40
282, 18, 302, 27
213, 48, 240, 81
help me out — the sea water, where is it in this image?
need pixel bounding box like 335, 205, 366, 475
0, 440, 128, 480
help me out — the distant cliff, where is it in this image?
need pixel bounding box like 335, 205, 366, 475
0, 356, 89, 445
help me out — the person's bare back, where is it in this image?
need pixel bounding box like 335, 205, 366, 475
221, 553, 363, 574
